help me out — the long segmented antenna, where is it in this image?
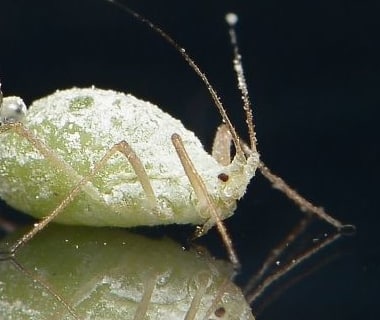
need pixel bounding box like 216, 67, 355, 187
0, 82, 3, 107
225, 13, 257, 153
105, 0, 245, 158
222, 11, 356, 310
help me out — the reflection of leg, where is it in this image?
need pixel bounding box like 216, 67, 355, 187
9, 258, 79, 319
134, 273, 157, 320
185, 271, 211, 320
239, 142, 355, 309
245, 232, 342, 306
243, 216, 312, 294
212, 124, 232, 166
9, 140, 156, 255
171, 133, 239, 268
203, 277, 231, 319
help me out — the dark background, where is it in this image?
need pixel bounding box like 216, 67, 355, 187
0, 0, 378, 319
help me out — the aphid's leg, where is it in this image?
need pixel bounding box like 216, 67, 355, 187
211, 127, 313, 288
6, 257, 79, 319
258, 162, 354, 231
242, 216, 312, 294
171, 133, 240, 268
185, 271, 211, 320
212, 124, 232, 166
0, 122, 100, 199
6, 140, 156, 255
225, 15, 355, 303
260, 161, 344, 225
133, 273, 157, 320
203, 277, 231, 319
0, 122, 79, 178
239, 141, 355, 233
107, 1, 246, 159
239, 142, 355, 308
225, 15, 355, 234
253, 250, 344, 316
245, 232, 342, 306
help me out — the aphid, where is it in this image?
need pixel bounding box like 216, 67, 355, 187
0, 0, 354, 318
0, 0, 352, 264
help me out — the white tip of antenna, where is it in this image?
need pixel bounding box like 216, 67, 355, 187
225, 13, 238, 26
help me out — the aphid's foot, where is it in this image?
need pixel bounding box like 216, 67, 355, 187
192, 222, 220, 238
193, 225, 206, 239
339, 224, 357, 236
191, 226, 242, 271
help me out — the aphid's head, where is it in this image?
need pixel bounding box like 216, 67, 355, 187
218, 153, 260, 206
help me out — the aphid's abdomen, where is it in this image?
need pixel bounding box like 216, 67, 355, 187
0, 88, 236, 227
0, 225, 254, 319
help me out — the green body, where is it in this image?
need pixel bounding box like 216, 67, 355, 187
0, 88, 257, 227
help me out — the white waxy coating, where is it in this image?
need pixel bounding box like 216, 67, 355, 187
0, 87, 258, 227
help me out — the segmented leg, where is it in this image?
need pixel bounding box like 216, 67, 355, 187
0, 124, 157, 255
245, 232, 342, 306
243, 216, 312, 295
257, 161, 352, 230
0, 122, 100, 199
7, 257, 79, 319
239, 140, 355, 307
203, 277, 231, 319
133, 273, 157, 320
171, 133, 240, 268
185, 271, 211, 320
211, 124, 355, 299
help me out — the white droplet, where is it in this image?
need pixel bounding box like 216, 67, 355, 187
225, 12, 238, 26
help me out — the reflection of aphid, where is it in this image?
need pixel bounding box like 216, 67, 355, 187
0, 225, 254, 320
0, 1, 354, 318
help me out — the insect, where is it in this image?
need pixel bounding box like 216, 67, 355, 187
0, 0, 351, 263
0, 0, 354, 318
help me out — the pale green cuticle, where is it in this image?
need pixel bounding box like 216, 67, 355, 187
111, 116, 123, 128
69, 96, 94, 111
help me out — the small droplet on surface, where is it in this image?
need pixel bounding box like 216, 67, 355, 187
225, 12, 238, 26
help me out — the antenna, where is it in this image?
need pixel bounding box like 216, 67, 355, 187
105, 0, 245, 158
225, 12, 257, 153
0, 82, 3, 108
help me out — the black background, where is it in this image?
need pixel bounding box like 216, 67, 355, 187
0, 0, 378, 319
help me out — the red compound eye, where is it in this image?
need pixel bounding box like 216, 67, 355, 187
218, 173, 229, 182
214, 306, 226, 317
